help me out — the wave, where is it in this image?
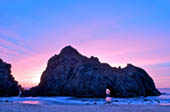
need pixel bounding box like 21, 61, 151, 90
0, 88, 170, 105
0, 95, 170, 105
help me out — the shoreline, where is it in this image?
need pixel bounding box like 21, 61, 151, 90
0, 102, 170, 112
1, 95, 170, 105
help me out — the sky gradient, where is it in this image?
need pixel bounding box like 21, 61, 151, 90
0, 0, 170, 88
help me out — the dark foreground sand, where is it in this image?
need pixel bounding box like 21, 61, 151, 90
0, 102, 170, 112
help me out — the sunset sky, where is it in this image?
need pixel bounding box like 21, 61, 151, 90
0, 0, 170, 88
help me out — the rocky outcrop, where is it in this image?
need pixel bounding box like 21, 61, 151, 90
22, 46, 160, 97
0, 59, 20, 96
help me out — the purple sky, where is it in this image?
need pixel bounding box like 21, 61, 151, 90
0, 0, 170, 88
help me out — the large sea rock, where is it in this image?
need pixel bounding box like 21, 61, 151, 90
0, 59, 20, 96
22, 46, 160, 97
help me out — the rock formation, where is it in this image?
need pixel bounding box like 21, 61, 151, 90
22, 46, 160, 97
0, 59, 20, 96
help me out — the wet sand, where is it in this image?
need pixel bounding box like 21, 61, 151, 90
0, 102, 170, 112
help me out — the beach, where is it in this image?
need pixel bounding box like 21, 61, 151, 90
0, 88, 170, 112
0, 102, 170, 112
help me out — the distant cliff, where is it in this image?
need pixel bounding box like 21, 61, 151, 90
0, 59, 20, 96
22, 46, 160, 97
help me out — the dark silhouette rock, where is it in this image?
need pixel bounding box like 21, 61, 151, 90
0, 58, 20, 96
22, 46, 160, 97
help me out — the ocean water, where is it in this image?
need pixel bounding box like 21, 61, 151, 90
0, 88, 170, 105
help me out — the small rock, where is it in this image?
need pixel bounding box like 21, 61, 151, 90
0, 59, 20, 97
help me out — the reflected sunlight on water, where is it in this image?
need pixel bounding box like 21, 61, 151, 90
18, 101, 41, 104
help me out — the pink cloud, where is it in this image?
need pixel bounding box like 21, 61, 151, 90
1, 21, 170, 88
11, 52, 53, 88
